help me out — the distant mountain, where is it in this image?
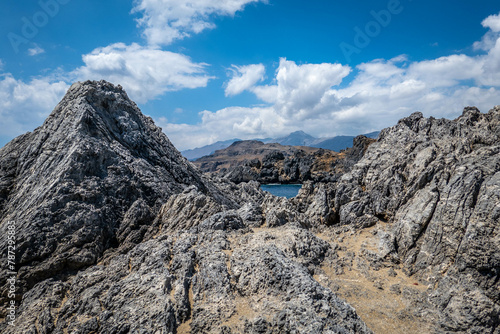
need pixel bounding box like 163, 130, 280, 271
264, 130, 316, 146
311, 131, 380, 152
181, 131, 380, 160
182, 138, 241, 161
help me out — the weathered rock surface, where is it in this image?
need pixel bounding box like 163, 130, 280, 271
2, 79, 499, 333
0, 81, 234, 305
330, 107, 500, 332
4, 222, 372, 333
0, 81, 371, 333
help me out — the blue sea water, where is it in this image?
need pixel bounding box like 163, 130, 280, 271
260, 184, 302, 199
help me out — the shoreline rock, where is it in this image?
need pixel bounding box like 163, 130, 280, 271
1, 80, 498, 333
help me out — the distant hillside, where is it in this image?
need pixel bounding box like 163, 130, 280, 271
181, 138, 241, 161
264, 130, 316, 146
311, 131, 380, 152
181, 131, 379, 161
193, 136, 376, 184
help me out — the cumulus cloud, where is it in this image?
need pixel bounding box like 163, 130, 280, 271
225, 59, 352, 117
157, 106, 288, 150
0, 42, 214, 144
133, 0, 264, 46
28, 45, 45, 56
72, 43, 212, 103
0, 74, 68, 142
407, 54, 483, 87
482, 12, 500, 32
474, 13, 500, 51
225, 64, 265, 96
271, 59, 351, 120
162, 14, 500, 150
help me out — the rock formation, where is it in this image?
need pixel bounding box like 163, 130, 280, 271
1, 80, 499, 333
0, 81, 234, 304
329, 108, 500, 333
0, 81, 370, 333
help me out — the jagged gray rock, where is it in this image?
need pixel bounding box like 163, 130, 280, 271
332, 107, 500, 332
3, 79, 498, 333
0, 81, 229, 305
293, 182, 337, 228
0, 81, 371, 333
4, 222, 371, 333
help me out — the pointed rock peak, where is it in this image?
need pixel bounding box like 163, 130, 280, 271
49, 80, 132, 120
37, 80, 175, 156
459, 106, 482, 125
0, 80, 232, 294
399, 111, 424, 125
488, 105, 500, 115
462, 106, 480, 116
46, 80, 138, 132
67, 80, 129, 98
398, 111, 424, 126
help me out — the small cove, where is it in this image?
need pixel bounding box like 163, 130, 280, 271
260, 184, 302, 198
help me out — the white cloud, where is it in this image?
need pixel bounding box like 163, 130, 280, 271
474, 32, 497, 52
132, 0, 264, 46
224, 58, 352, 115
0, 42, 214, 144
0, 60, 4, 71
157, 106, 287, 150
407, 54, 484, 87
0, 74, 68, 140
225, 64, 265, 96
482, 12, 500, 32
163, 15, 500, 150
474, 12, 500, 51
72, 43, 212, 103
251, 84, 278, 103
27, 45, 45, 56
265, 59, 352, 120
480, 37, 500, 86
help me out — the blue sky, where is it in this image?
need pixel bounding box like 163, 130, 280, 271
1, 0, 500, 150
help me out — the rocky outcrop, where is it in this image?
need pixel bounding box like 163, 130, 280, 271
330, 107, 500, 332
0, 81, 371, 333
0, 81, 235, 305
194, 136, 375, 184
2, 79, 499, 333
229, 106, 500, 333
5, 221, 371, 334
